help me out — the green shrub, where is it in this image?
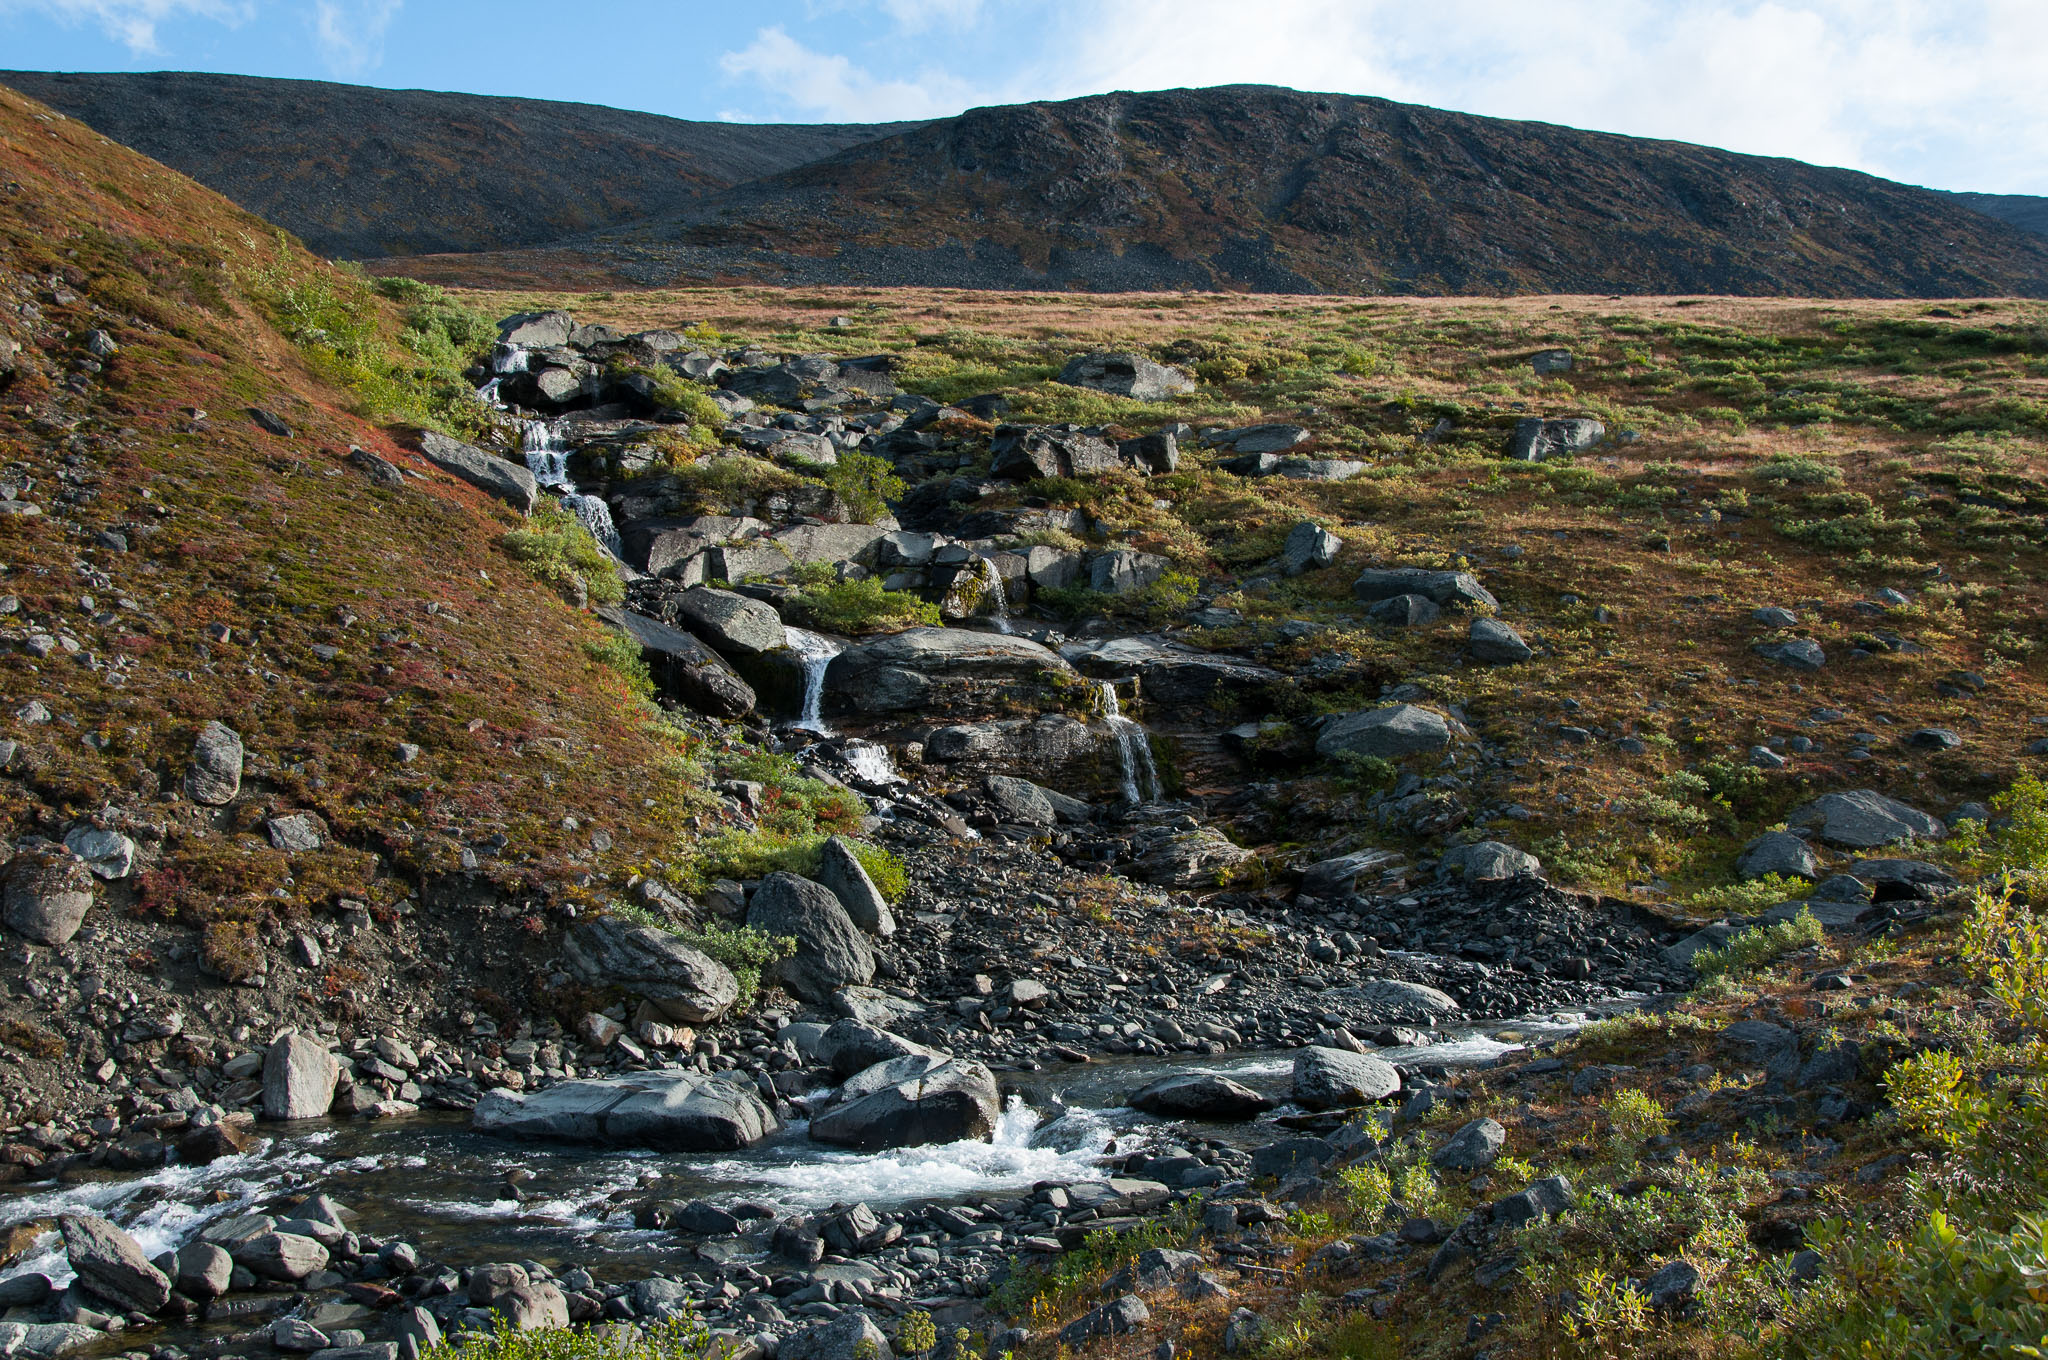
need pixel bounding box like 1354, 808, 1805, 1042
1338, 1162, 1393, 1221
500, 502, 625, 606
1950, 770, 2048, 878
1690, 906, 1824, 981
895, 1312, 937, 1357
824, 451, 906, 522
421, 1317, 708, 1360
1677, 872, 1812, 917
583, 631, 653, 699
1038, 570, 1198, 626
790, 576, 942, 634
1753, 454, 1844, 487
669, 921, 794, 1009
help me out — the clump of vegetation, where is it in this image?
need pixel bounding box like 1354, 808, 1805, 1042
498, 502, 625, 606
1038, 570, 1198, 625
1690, 906, 1824, 981
789, 573, 942, 634
422, 1317, 708, 1360
824, 450, 905, 522
1677, 872, 1812, 917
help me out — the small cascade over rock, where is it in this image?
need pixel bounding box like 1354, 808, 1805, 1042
1099, 679, 1162, 804
563, 493, 622, 558
522, 418, 572, 489
785, 628, 846, 735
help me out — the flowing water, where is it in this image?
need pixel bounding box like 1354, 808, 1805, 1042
522, 418, 573, 489
784, 629, 846, 735
1099, 681, 1163, 804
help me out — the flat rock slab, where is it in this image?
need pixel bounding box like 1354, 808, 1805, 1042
417, 431, 538, 515
472, 1071, 778, 1151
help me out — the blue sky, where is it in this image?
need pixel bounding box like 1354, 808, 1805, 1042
3, 0, 2044, 195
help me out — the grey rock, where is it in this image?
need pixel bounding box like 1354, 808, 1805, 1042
0, 1323, 100, 1357
747, 872, 876, 1003
1754, 638, 1826, 671
810, 1057, 1001, 1151
1468, 617, 1532, 664
1845, 857, 1960, 898
184, 720, 244, 805
824, 628, 1075, 718
984, 775, 1057, 827
417, 431, 538, 515
266, 813, 323, 853
1491, 1175, 1575, 1227
1719, 1020, 1797, 1068
59, 1215, 169, 1313
1530, 349, 1573, 375
560, 918, 740, 1023
498, 1282, 569, 1331
674, 587, 787, 658
1292, 1046, 1401, 1109
815, 836, 895, 937
815, 1020, 939, 1079
1329, 979, 1462, 1021
1507, 417, 1605, 461
1218, 423, 1311, 454
1904, 727, 1961, 751
498, 311, 573, 348
263, 1033, 339, 1120
1789, 790, 1945, 848
1351, 567, 1498, 611
1299, 848, 1402, 899
348, 446, 407, 489
781, 1313, 893, 1360
1736, 831, 1821, 881
232, 1231, 329, 1282
594, 607, 755, 718
1279, 522, 1342, 575
61, 827, 135, 880
1316, 704, 1454, 760
1753, 606, 1799, 627
1433, 1118, 1507, 1171
1645, 1260, 1700, 1309
1273, 457, 1366, 481
1088, 548, 1171, 595
0, 1275, 51, 1308
1439, 841, 1540, 882
988, 424, 1123, 480
173, 1241, 233, 1300
1132, 829, 1255, 888
1057, 353, 1193, 401
1062, 635, 1282, 706
3, 849, 94, 946
472, 1070, 778, 1151
1662, 923, 1744, 970
1129, 1073, 1275, 1120
1062, 1295, 1149, 1346
273, 1318, 331, 1352
1367, 593, 1440, 627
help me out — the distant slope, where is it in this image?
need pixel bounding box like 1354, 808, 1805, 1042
1947, 191, 2048, 240
566, 85, 2048, 297
0, 70, 916, 259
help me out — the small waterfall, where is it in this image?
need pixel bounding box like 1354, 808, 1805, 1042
491, 343, 531, 376
563, 493, 622, 559
986, 560, 1014, 635
841, 741, 902, 786
784, 628, 845, 735
1099, 680, 1162, 804
522, 419, 572, 489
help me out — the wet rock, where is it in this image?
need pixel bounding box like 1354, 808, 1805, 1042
0, 1323, 99, 1357
1351, 567, 1497, 611
417, 431, 539, 515
1062, 636, 1282, 706
560, 918, 740, 1023
595, 608, 756, 719
747, 872, 876, 1003
4, 848, 94, 946
1315, 704, 1454, 760
178, 1118, 253, 1165
173, 1241, 232, 1300
1293, 1046, 1401, 1109
472, 1071, 778, 1151
1061, 1295, 1149, 1346
1279, 522, 1342, 575
809, 1057, 1001, 1151
263, 1033, 339, 1120
673, 587, 787, 658
1736, 831, 1820, 881
60, 1215, 169, 1313
1432, 1118, 1506, 1171
815, 836, 895, 937
1439, 841, 1540, 882
1788, 790, 1945, 848
273, 1318, 330, 1352
233, 1231, 329, 1282
1130, 1074, 1275, 1120
1507, 417, 1605, 462
1057, 353, 1193, 401
184, 720, 244, 805
1468, 618, 1532, 664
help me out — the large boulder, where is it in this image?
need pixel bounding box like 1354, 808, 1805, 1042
417, 431, 538, 515
1300, 848, 1403, 900
1087, 549, 1171, 594
560, 918, 740, 1022
1736, 831, 1821, 881
1292, 1046, 1401, 1109
60, 1215, 169, 1314
1279, 522, 1342, 575
231, 1232, 329, 1283
1133, 830, 1255, 888
594, 607, 755, 719
1129, 1073, 1275, 1120
498, 310, 572, 349
1439, 841, 1541, 882
780, 1312, 893, 1360
1329, 979, 1462, 1022
823, 628, 1076, 719
1789, 791, 1945, 848
184, 720, 244, 805
1057, 353, 1194, 401
672, 587, 787, 659
814, 1020, 940, 1079
1351, 568, 1497, 611
1507, 417, 1605, 461
1062, 636, 1283, 706
472, 1071, 778, 1151
3, 848, 94, 946
746, 872, 875, 1003
624, 514, 766, 577
809, 1057, 1002, 1151
988, 424, 1122, 480
1432, 1117, 1507, 1171
1469, 618, 1533, 664
815, 836, 895, 937
984, 775, 1057, 827
1316, 704, 1454, 760
1218, 423, 1311, 454
262, 1033, 338, 1121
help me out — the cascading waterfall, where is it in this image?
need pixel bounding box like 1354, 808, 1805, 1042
491, 343, 531, 376
1099, 680, 1162, 804
784, 628, 845, 735
521, 418, 572, 489
563, 494, 622, 559
981, 557, 1013, 634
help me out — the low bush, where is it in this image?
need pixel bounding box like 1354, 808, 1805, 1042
789, 576, 941, 634
1689, 906, 1824, 981
499, 502, 625, 606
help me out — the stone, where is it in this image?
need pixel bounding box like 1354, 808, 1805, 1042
1736, 831, 1821, 881
781, 1313, 893, 1360
498, 311, 573, 348
264, 1033, 339, 1120
673, 587, 787, 658
1061, 1295, 1149, 1346
1845, 858, 1961, 899
1507, 417, 1605, 461
1088, 549, 1171, 594
1061, 636, 1283, 706
815, 836, 895, 937
1789, 790, 1945, 848
417, 431, 538, 515
348, 446, 407, 489
1753, 606, 1799, 627
184, 720, 244, 805
273, 1318, 331, 1352
1530, 348, 1573, 374
472, 1071, 778, 1151
746, 872, 876, 1003
1439, 841, 1540, 882
594, 608, 755, 719
984, 775, 1057, 827
3, 849, 94, 946
59, 1215, 169, 1313
233, 1232, 330, 1282
498, 1283, 569, 1331
1330, 979, 1463, 1022
1252, 1137, 1333, 1179
173, 1241, 233, 1300
1129, 1074, 1275, 1120
815, 1021, 939, 1078
0, 1324, 99, 1357
1293, 1046, 1402, 1109
1120, 431, 1180, 474
1432, 1118, 1507, 1171
1719, 1020, 1797, 1068
1352, 567, 1497, 611
1491, 1175, 1575, 1228
1057, 353, 1193, 401
824, 628, 1075, 718
1755, 638, 1826, 671
1904, 727, 1962, 751
1133, 829, 1255, 889
809, 1057, 1001, 1151
560, 918, 739, 1023
61, 827, 135, 880
1367, 593, 1440, 627
1219, 423, 1311, 454
988, 424, 1123, 480
1104, 1248, 1205, 1295
1316, 704, 1454, 760
1645, 1260, 1701, 1310
1300, 848, 1402, 899
267, 813, 324, 853
1279, 522, 1342, 576
391, 1306, 440, 1360
1468, 617, 1532, 664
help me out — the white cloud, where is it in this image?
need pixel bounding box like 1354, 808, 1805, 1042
876, 0, 979, 28
311, 0, 400, 76
1, 0, 249, 52
718, 25, 981, 121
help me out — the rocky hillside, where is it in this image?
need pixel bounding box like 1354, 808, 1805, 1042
1949, 189, 2048, 239
0, 71, 915, 259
